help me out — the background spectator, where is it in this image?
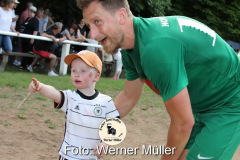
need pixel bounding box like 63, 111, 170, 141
19, 1, 32, 25
29, 22, 65, 76
61, 24, 87, 53
0, 0, 18, 54
19, 6, 41, 70
77, 18, 87, 38
112, 49, 122, 80
38, 7, 54, 35
10, 0, 20, 32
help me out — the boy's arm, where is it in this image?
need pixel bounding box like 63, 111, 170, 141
29, 78, 61, 104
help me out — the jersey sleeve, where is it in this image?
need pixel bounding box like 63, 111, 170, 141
142, 37, 189, 101
105, 98, 119, 118
54, 90, 71, 113
121, 49, 139, 81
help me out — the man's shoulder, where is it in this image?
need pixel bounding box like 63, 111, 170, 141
45, 29, 54, 35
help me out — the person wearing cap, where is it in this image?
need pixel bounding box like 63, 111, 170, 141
10, 0, 20, 32
28, 50, 119, 160
19, 6, 42, 70
27, 22, 65, 76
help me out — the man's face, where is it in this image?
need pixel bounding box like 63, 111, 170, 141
83, 1, 124, 54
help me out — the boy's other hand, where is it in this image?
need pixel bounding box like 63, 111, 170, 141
94, 142, 108, 158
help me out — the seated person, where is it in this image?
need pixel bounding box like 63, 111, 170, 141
28, 22, 66, 76
61, 24, 88, 53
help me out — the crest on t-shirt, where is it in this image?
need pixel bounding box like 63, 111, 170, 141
94, 107, 102, 116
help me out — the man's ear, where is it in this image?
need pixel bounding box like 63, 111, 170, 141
117, 8, 127, 25
93, 72, 101, 82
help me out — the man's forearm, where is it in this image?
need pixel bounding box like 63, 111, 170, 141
114, 90, 136, 118
161, 121, 193, 160
114, 79, 144, 118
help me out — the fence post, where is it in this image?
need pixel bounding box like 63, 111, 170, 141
59, 43, 70, 75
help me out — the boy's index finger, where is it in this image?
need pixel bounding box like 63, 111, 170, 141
32, 78, 39, 88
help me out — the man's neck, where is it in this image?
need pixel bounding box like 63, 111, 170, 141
122, 16, 135, 50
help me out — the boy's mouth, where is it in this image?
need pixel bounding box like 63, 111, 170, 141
75, 80, 81, 83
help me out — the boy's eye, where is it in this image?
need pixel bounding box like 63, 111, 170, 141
82, 70, 86, 72
72, 69, 76, 73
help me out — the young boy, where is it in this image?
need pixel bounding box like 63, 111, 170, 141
29, 50, 120, 160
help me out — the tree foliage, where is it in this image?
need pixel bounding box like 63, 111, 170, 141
14, 0, 240, 41
167, 0, 240, 41
129, 0, 171, 17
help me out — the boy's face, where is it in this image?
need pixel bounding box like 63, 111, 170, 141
70, 58, 99, 90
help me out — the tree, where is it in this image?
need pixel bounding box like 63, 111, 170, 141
167, 0, 240, 41
128, 0, 171, 17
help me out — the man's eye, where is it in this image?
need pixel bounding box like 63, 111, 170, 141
95, 20, 100, 24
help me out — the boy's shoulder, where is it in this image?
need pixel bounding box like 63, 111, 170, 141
61, 90, 113, 102
97, 92, 113, 101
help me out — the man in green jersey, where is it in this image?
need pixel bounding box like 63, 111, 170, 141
76, 0, 240, 159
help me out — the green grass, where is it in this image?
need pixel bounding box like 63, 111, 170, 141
0, 65, 164, 114
0, 66, 125, 91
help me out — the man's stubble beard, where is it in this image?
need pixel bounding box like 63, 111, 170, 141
103, 32, 124, 55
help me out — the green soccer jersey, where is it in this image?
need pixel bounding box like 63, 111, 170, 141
122, 16, 240, 113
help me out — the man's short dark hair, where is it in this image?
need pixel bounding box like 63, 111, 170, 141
76, 0, 132, 16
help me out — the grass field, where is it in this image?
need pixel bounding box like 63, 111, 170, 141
0, 66, 239, 159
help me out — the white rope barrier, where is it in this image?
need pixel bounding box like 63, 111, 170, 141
0, 31, 102, 75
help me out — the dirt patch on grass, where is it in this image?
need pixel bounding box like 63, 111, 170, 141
0, 87, 239, 160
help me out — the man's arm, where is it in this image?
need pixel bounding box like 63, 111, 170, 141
42, 32, 57, 42
162, 87, 194, 160
114, 78, 144, 118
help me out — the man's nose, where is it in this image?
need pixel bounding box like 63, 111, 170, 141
89, 26, 99, 40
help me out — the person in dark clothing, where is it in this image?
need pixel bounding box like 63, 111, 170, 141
28, 22, 66, 76
77, 18, 87, 38
20, 6, 43, 69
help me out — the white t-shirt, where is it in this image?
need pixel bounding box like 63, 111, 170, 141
11, 9, 16, 31
86, 38, 98, 52
55, 90, 119, 160
0, 7, 12, 31
113, 49, 122, 61
61, 29, 80, 39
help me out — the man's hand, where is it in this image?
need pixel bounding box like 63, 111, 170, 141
59, 37, 65, 43
51, 36, 57, 42
94, 142, 108, 158
30, 39, 34, 44
28, 78, 42, 93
